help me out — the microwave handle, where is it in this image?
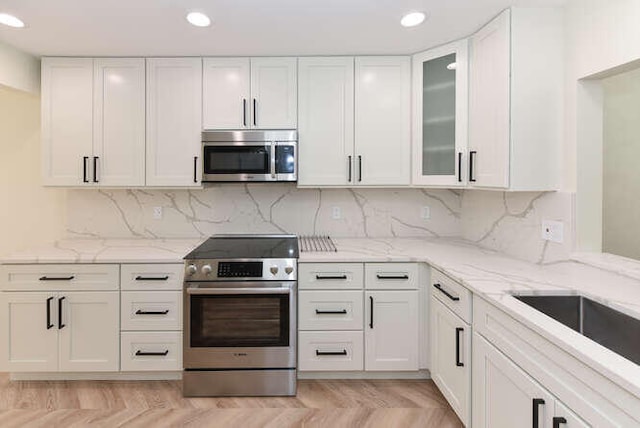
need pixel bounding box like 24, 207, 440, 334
270, 142, 276, 179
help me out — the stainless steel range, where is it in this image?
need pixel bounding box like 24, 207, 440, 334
182, 235, 298, 397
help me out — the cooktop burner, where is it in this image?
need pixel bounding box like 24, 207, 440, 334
184, 234, 299, 260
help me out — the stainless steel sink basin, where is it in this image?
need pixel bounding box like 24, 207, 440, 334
513, 294, 640, 365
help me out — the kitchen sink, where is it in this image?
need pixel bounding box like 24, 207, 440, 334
513, 294, 640, 365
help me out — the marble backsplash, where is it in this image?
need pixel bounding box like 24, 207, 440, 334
65, 185, 574, 264
66, 184, 462, 240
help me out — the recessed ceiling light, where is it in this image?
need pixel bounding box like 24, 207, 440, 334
0, 13, 25, 28
186, 12, 211, 27
400, 12, 426, 28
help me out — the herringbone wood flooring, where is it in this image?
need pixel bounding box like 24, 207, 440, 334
0, 374, 463, 427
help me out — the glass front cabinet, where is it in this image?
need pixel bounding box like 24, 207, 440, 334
412, 40, 469, 187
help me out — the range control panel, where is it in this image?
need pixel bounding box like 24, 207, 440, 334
217, 262, 263, 278
184, 258, 297, 282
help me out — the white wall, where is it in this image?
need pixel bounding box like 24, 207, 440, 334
0, 40, 40, 94
0, 85, 66, 256
602, 68, 640, 260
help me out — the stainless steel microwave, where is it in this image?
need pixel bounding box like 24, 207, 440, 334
202, 130, 297, 182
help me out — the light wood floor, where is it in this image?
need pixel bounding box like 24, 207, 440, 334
0, 373, 463, 428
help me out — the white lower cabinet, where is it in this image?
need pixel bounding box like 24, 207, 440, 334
299, 290, 363, 331
299, 331, 364, 371
365, 290, 419, 371
431, 296, 470, 426
121, 331, 182, 372
58, 292, 119, 372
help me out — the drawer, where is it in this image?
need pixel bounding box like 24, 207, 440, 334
0, 264, 119, 291
121, 332, 182, 371
121, 264, 184, 291
121, 291, 182, 331
299, 331, 364, 371
299, 263, 364, 290
365, 263, 419, 290
431, 268, 472, 323
299, 291, 364, 331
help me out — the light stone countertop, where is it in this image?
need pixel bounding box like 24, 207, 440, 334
3, 236, 640, 399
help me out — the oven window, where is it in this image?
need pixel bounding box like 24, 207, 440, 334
204, 146, 270, 174
275, 145, 295, 174
190, 294, 290, 347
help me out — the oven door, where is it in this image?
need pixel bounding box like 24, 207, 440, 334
184, 282, 296, 369
202, 142, 272, 182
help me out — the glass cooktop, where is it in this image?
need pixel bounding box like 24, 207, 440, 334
184, 235, 299, 260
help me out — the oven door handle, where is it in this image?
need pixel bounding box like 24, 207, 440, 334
270, 142, 276, 179
186, 287, 292, 295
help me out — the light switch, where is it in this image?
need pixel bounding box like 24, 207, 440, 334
541, 220, 564, 243
153, 206, 163, 220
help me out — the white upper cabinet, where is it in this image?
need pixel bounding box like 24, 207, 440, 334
413, 40, 469, 187
298, 57, 355, 186
202, 58, 251, 129
355, 57, 411, 186
41, 58, 94, 186
93, 58, 146, 187
468, 8, 563, 190
203, 57, 297, 130
250, 57, 297, 129
146, 58, 202, 187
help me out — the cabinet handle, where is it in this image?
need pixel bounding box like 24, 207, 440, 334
243, 98, 247, 127
58, 296, 66, 329
135, 276, 169, 281
358, 155, 362, 182
552, 417, 567, 428
83, 156, 89, 183
93, 157, 99, 183
376, 274, 409, 280
136, 350, 169, 356
316, 350, 347, 356
39, 276, 75, 281
348, 156, 352, 182
369, 296, 374, 329
458, 152, 463, 182
455, 327, 464, 367
193, 156, 198, 183
315, 275, 347, 280
315, 309, 347, 315
532, 398, 545, 428
433, 283, 460, 302
469, 151, 477, 182
135, 309, 170, 315
46, 297, 54, 330
253, 98, 257, 126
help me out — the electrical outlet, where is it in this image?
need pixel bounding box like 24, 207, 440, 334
421, 206, 431, 220
153, 206, 163, 220
541, 220, 564, 243
332, 206, 341, 220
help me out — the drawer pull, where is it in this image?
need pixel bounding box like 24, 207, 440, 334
316, 275, 347, 280
136, 350, 169, 356
39, 276, 75, 281
315, 309, 347, 315
135, 309, 170, 315
135, 276, 169, 281
316, 350, 347, 356
433, 283, 460, 302
376, 274, 409, 280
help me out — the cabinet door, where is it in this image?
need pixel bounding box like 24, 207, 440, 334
473, 332, 554, 428
365, 290, 418, 371
355, 57, 411, 186
250, 57, 297, 129
555, 401, 590, 428
431, 297, 471, 426
146, 58, 202, 187
58, 291, 119, 372
41, 58, 94, 186
413, 40, 468, 187
298, 57, 354, 186
93, 58, 146, 186
0, 292, 58, 372
468, 9, 511, 188
202, 58, 251, 129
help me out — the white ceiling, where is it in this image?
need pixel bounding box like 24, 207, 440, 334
0, 0, 565, 57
